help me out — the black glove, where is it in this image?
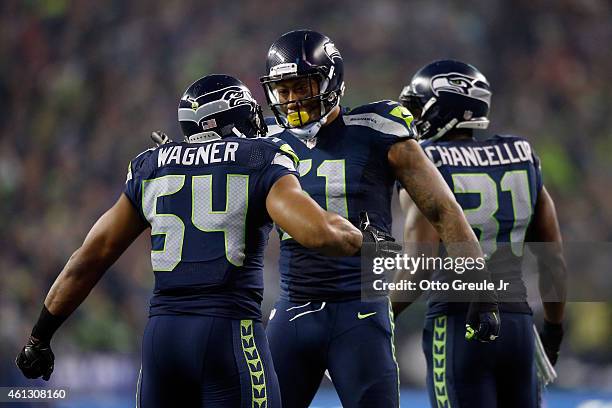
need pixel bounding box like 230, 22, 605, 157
465, 301, 500, 342
151, 130, 172, 147
539, 320, 563, 366
16, 336, 55, 381
359, 212, 402, 258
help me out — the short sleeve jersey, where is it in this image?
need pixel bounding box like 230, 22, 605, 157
124, 136, 299, 320
419, 134, 543, 315
267, 101, 418, 302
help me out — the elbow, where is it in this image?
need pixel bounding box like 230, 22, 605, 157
66, 241, 116, 276
289, 211, 360, 256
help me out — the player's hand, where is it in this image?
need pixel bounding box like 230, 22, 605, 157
151, 130, 172, 147
16, 336, 55, 381
539, 320, 563, 366
359, 212, 402, 258
465, 301, 500, 342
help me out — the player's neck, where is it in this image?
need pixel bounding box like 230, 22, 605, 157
440, 129, 474, 142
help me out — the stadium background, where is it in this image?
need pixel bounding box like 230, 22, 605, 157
1, 0, 611, 406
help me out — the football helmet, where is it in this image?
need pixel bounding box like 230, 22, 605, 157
260, 29, 345, 139
178, 74, 266, 142
399, 60, 491, 141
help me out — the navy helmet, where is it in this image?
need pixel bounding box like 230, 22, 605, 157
399, 60, 491, 141
178, 74, 267, 142
260, 30, 345, 138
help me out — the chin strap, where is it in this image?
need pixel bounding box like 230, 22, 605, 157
427, 117, 490, 142
288, 102, 339, 142
428, 118, 459, 142
456, 118, 490, 130
289, 121, 323, 141
186, 131, 222, 143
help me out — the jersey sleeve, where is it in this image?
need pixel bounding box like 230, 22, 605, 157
123, 148, 156, 219
257, 137, 300, 193
345, 100, 418, 149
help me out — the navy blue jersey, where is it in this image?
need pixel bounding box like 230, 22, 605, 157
268, 101, 417, 302
123, 137, 299, 320
420, 134, 542, 315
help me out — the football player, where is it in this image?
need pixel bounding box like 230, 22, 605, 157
396, 60, 567, 407
259, 30, 500, 408
15, 74, 381, 407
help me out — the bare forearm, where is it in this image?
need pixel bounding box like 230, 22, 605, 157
45, 247, 117, 316
529, 187, 567, 324
542, 302, 564, 324
435, 205, 484, 260
315, 212, 362, 256
397, 171, 483, 260
275, 209, 361, 256
267, 174, 361, 256
538, 254, 567, 324
391, 141, 499, 339
391, 140, 493, 312
390, 140, 483, 257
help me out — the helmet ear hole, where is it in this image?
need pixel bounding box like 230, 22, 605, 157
474, 80, 489, 89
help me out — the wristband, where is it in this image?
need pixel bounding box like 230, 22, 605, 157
542, 320, 563, 337
31, 305, 67, 343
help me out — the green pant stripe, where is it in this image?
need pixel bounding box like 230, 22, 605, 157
433, 316, 451, 408
387, 298, 401, 402
240, 320, 267, 408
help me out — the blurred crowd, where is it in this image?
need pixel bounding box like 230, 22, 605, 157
1, 0, 611, 391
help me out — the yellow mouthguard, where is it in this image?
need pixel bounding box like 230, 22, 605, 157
287, 111, 310, 126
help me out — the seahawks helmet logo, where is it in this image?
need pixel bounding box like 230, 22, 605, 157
430, 73, 491, 103
222, 88, 255, 107
323, 42, 341, 61
179, 86, 255, 124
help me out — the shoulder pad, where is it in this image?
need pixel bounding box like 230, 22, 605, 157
256, 136, 300, 167
344, 100, 417, 139
493, 134, 540, 168
492, 133, 529, 143
264, 116, 285, 137
126, 147, 156, 182
347, 100, 398, 115
264, 116, 278, 126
